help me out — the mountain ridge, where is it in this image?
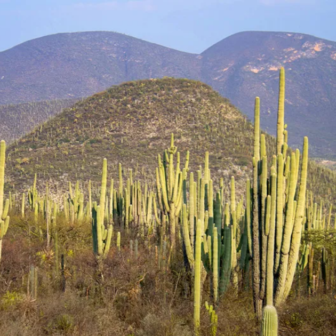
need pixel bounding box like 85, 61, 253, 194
1, 30, 336, 157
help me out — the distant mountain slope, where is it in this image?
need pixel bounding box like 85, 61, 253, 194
0, 31, 200, 104
201, 31, 336, 157
0, 99, 78, 144
1, 31, 336, 157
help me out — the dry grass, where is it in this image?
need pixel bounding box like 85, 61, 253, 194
1, 214, 336, 336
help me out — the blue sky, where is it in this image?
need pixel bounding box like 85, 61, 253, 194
1, 0, 335, 53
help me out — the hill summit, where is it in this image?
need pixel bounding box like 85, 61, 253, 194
6, 78, 256, 192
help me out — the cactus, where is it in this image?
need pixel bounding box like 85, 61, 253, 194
205, 301, 218, 336
117, 231, 121, 252
250, 68, 309, 322
156, 134, 189, 250
0, 140, 9, 261
27, 265, 38, 300
92, 159, 113, 259
135, 239, 138, 259
321, 247, 329, 294
260, 305, 278, 336
276, 67, 285, 156
194, 219, 202, 336
21, 193, 25, 218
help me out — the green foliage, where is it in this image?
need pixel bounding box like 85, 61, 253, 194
46, 314, 74, 334
0, 291, 24, 309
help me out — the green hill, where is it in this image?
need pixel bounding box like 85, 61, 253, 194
0, 98, 78, 144
5, 78, 336, 206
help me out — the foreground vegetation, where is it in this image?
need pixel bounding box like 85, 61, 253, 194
1, 215, 336, 336
1, 70, 336, 335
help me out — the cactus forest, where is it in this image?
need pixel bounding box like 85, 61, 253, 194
1, 69, 336, 336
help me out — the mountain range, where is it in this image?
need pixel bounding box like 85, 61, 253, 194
1, 31, 336, 157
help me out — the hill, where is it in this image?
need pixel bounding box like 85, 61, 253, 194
1, 31, 336, 157
202, 31, 336, 158
5, 78, 254, 193
5, 78, 336, 207
0, 98, 78, 144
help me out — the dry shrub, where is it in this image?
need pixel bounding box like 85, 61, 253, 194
3, 216, 336, 335
279, 295, 336, 335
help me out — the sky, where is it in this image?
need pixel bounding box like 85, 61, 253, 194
1, 0, 335, 53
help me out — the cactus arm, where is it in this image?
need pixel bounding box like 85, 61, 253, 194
282, 137, 309, 302
260, 156, 268, 300
254, 98, 260, 162
274, 153, 296, 305
274, 154, 284, 274
182, 204, 194, 269
246, 179, 252, 256
276, 67, 285, 155
219, 203, 231, 295
156, 168, 163, 211
159, 163, 170, 212
213, 227, 219, 303
2, 199, 9, 220
266, 165, 277, 306
103, 224, 113, 257
194, 219, 202, 335
189, 173, 195, 248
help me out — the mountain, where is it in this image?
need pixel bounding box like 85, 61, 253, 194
0, 31, 200, 104
1, 31, 336, 157
6, 78, 336, 207
201, 31, 336, 158
0, 98, 78, 145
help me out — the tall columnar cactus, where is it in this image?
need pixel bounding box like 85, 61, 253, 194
252, 97, 262, 316
194, 219, 202, 336
251, 68, 309, 321
0, 140, 9, 261
28, 173, 38, 210
92, 159, 113, 259
156, 134, 189, 249
28, 265, 38, 300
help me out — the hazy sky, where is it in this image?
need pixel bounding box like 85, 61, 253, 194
1, 0, 335, 53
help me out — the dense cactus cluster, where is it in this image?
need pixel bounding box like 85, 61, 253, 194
2, 68, 336, 336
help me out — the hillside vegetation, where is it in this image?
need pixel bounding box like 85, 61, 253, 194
0, 99, 78, 144
6, 78, 255, 194
6, 78, 336, 205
